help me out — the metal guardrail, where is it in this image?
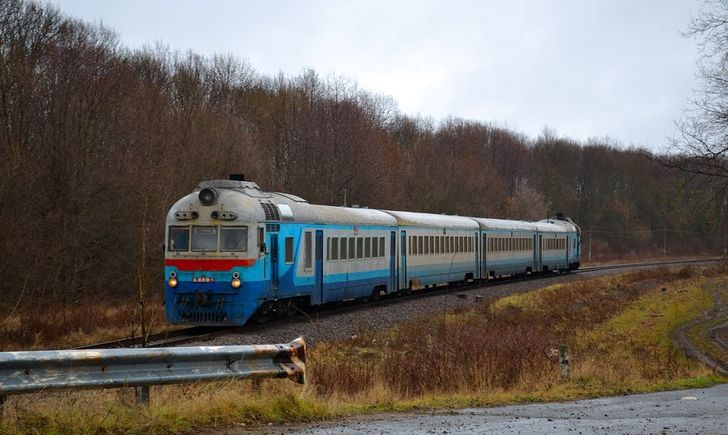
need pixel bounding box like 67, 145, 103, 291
0, 337, 305, 406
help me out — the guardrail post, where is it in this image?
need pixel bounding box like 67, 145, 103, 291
559, 344, 570, 378
135, 386, 150, 406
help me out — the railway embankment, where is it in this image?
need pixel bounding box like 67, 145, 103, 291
1, 263, 726, 433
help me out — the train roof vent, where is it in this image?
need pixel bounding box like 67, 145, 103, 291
260, 201, 281, 221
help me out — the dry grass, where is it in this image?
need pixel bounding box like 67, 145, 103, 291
1, 264, 726, 433
310, 265, 719, 402
0, 297, 168, 350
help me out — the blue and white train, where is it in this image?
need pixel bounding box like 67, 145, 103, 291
164, 177, 580, 325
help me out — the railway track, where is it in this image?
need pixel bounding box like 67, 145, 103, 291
77, 257, 725, 350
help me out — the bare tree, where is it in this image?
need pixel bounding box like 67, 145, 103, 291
666, 0, 728, 186
505, 178, 550, 221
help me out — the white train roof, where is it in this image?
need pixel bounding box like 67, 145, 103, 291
169, 180, 579, 232
382, 210, 479, 230
470, 217, 538, 231
538, 218, 580, 233
470, 217, 578, 233
285, 204, 397, 226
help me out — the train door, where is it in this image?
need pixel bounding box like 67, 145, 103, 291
390, 231, 397, 292
270, 233, 279, 292
482, 233, 487, 279
315, 230, 324, 304
566, 235, 570, 267
399, 230, 407, 289
533, 234, 539, 272
538, 234, 543, 271
474, 232, 480, 278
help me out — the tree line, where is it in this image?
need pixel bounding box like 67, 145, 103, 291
0, 0, 725, 309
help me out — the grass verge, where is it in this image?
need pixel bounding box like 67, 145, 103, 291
1, 264, 726, 433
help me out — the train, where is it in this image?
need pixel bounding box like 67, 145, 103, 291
164, 176, 581, 325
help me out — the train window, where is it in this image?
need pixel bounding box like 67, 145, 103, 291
327, 238, 330, 261
191, 226, 218, 252
469, 237, 473, 252
418, 236, 424, 255
349, 237, 356, 259
357, 238, 363, 259
372, 236, 379, 257
331, 237, 339, 260
409, 236, 413, 255
424, 236, 429, 255
258, 227, 265, 253
435, 236, 439, 254
365, 237, 371, 258
340, 238, 348, 260
380, 237, 385, 257
284, 237, 294, 264
168, 226, 190, 252
460, 237, 464, 253
304, 232, 312, 270
220, 227, 248, 252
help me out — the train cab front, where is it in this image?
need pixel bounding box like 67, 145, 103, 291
164, 179, 268, 326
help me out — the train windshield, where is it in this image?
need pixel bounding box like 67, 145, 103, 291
191, 226, 218, 251
168, 226, 190, 252
220, 227, 248, 252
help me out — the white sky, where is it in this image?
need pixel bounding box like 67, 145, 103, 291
51, 0, 704, 150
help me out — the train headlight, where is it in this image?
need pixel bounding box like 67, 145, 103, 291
199, 188, 217, 206
231, 278, 241, 289
168, 277, 178, 288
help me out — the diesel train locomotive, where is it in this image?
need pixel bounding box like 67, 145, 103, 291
164, 176, 580, 325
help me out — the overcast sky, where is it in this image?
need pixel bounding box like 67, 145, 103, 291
51, 0, 704, 150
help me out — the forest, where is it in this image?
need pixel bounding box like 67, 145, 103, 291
0, 0, 725, 310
